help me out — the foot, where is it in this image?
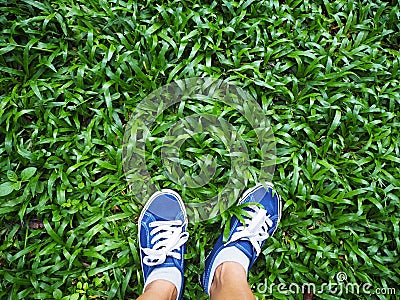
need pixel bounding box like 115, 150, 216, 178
138, 189, 189, 300
201, 183, 282, 295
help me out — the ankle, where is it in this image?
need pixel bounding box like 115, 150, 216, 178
145, 280, 177, 300
210, 262, 247, 293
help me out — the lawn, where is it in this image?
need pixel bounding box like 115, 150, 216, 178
0, 0, 399, 299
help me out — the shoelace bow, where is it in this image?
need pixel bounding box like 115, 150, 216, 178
226, 205, 273, 256
142, 220, 189, 266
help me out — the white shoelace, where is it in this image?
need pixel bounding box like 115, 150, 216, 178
226, 206, 273, 256
142, 220, 189, 266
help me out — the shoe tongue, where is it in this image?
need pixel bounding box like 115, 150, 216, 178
234, 239, 260, 263
229, 218, 262, 261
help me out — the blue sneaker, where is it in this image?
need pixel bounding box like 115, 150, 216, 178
138, 189, 189, 300
201, 183, 282, 295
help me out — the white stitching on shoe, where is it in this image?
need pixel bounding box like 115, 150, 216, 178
142, 220, 189, 266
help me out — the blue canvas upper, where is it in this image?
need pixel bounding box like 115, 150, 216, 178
139, 191, 187, 299
201, 183, 281, 294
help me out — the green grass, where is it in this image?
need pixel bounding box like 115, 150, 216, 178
1, 0, 400, 299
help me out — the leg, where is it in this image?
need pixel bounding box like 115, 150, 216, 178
210, 262, 255, 300
137, 280, 177, 300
